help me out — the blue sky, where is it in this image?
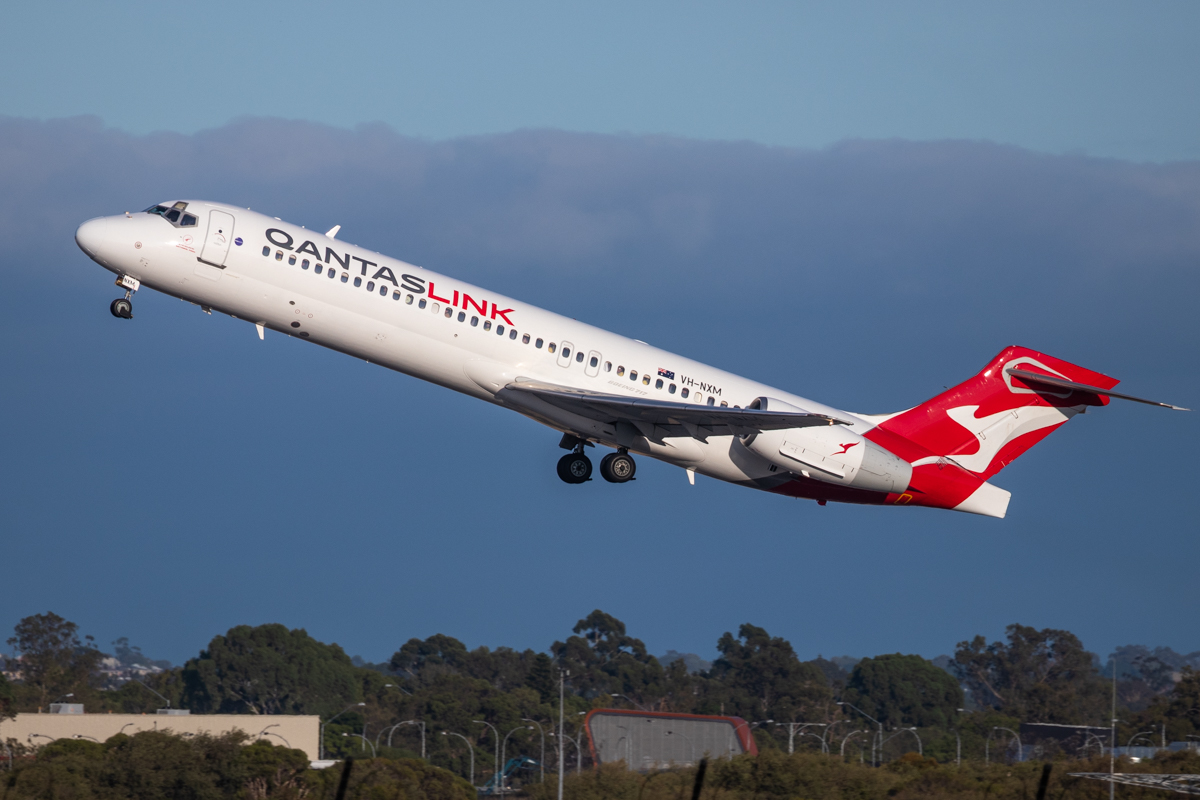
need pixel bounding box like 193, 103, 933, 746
3, 1, 1199, 160
0, 3, 1197, 670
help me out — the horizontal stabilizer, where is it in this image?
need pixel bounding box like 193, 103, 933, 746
1006, 368, 1189, 411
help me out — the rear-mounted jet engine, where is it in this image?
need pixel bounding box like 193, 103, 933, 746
738, 397, 911, 494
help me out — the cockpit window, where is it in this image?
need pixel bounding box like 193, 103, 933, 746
145, 202, 196, 229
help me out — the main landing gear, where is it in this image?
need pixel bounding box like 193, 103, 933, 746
556, 434, 636, 485
109, 274, 140, 319
599, 451, 636, 483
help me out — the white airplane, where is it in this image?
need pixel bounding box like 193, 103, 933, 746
75, 201, 1186, 518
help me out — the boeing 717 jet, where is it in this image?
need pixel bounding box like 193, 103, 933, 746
74, 201, 1186, 518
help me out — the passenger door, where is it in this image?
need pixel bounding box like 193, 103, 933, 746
557, 340, 575, 368
198, 210, 236, 268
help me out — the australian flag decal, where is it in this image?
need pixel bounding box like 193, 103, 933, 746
658, 368, 675, 379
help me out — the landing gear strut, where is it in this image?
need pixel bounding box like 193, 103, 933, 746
110, 274, 139, 319
600, 450, 637, 483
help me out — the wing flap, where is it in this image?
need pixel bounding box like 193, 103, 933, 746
503, 379, 850, 437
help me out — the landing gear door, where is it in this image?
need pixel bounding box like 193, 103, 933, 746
198, 210, 236, 268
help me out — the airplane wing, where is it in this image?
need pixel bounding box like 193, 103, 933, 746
501, 379, 849, 441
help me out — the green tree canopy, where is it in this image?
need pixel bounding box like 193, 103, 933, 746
952, 624, 1107, 724
180, 623, 361, 715
551, 610, 666, 706
704, 624, 832, 722
6, 612, 102, 710
842, 653, 964, 728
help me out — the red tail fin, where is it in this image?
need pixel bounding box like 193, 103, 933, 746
870, 346, 1117, 480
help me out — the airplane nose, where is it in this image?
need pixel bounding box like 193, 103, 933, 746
75, 218, 106, 259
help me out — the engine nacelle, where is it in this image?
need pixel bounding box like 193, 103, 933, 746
739, 397, 911, 494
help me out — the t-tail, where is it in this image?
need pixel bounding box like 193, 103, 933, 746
863, 346, 1187, 519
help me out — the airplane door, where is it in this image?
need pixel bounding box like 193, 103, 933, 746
198, 210, 236, 268
557, 341, 575, 368
584, 350, 602, 377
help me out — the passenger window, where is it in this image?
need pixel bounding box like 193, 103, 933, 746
720, 401, 728, 407
522, 334, 530, 344
406, 294, 414, 304
341, 273, 349, 283
655, 378, 663, 389
707, 397, 716, 406
302, 259, 310, 270
510, 329, 518, 340
288, 255, 297, 265
444, 307, 453, 318
548, 342, 556, 353
497, 325, 505, 336
315, 264, 323, 275
484, 320, 492, 331
681, 387, 689, 398
458, 311, 466, 322
431, 302, 440, 313
617, 366, 625, 376
561, 347, 570, 359
419, 298, 427, 309
604, 362, 612, 372
695, 393, 703, 403
165, 209, 181, 222
262, 246, 270, 256
668, 384, 676, 394
630, 370, 637, 381
379, 285, 387, 296
328, 269, 336, 279
536, 338, 544, 348
590, 356, 599, 368
276, 251, 283, 261
394, 291, 401, 300
642, 375, 650, 385
576, 351, 584, 363
366, 280, 375, 291
471, 316, 479, 326
354, 277, 362, 287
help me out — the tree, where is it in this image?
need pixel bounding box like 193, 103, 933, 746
843, 654, 964, 728
704, 624, 832, 723
525, 652, 556, 703
6, 612, 102, 710
551, 610, 666, 705
180, 623, 361, 715
952, 624, 1107, 724
0, 671, 13, 720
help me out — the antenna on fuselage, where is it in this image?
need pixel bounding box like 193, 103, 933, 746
325, 225, 341, 239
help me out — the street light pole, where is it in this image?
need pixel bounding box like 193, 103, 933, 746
442, 731, 475, 786
611, 693, 650, 712
775, 722, 826, 755
320, 702, 366, 760
837, 701, 883, 767
522, 719, 546, 783
501, 725, 533, 793
558, 670, 567, 800
342, 732, 377, 758
474, 720, 500, 794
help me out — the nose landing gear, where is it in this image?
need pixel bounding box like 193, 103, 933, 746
109, 274, 140, 319
110, 297, 133, 319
